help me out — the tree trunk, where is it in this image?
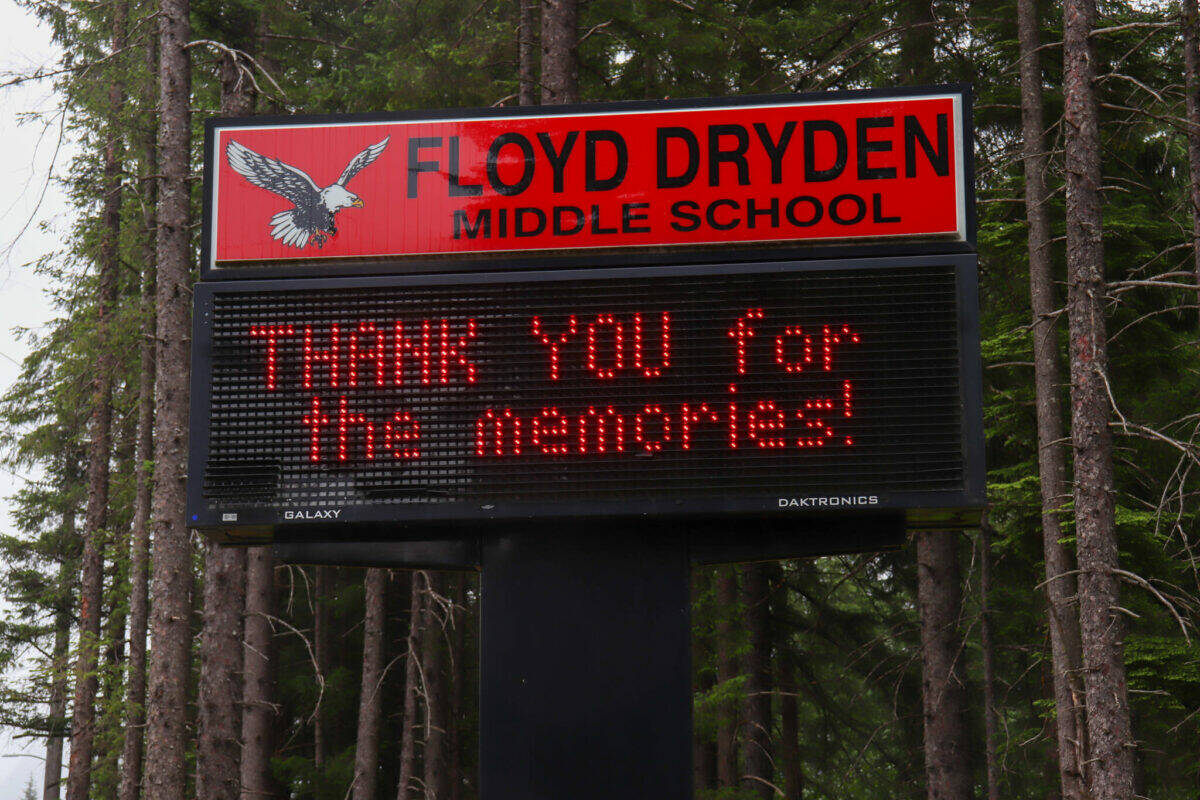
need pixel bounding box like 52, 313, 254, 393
1183, 0, 1200, 323
741, 563, 773, 800
446, 574, 465, 800
1063, 1, 1136, 797
241, 547, 277, 800
65, 5, 125, 797
197, 543, 247, 800
44, 576, 72, 800
117, 42, 157, 800
916, 533, 971, 800
715, 566, 739, 788
142, 0, 193, 794
691, 569, 717, 796
898, 4, 970, 796
117, 205, 155, 800
44, 625, 69, 800
396, 572, 426, 800
219, 49, 257, 117
1036, 655, 1063, 797
1016, 3, 1090, 797
519, 1, 538, 106
898, 0, 935, 84
895, 667, 927, 800
196, 49, 256, 800
314, 566, 333, 771
979, 526, 1000, 800
539, 0, 578, 104
96, 519, 131, 800
351, 568, 388, 800
422, 573, 450, 800
235, 30, 275, 799
777, 648, 803, 800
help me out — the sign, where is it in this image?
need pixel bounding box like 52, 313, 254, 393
191, 86, 984, 540
203, 88, 971, 277
187, 255, 984, 538
192, 89, 985, 800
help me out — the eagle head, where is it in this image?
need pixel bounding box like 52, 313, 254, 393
320, 184, 364, 212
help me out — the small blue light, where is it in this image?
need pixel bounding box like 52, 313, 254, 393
191, 514, 198, 521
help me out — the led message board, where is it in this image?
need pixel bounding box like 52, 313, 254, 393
187, 255, 984, 538
202, 87, 972, 279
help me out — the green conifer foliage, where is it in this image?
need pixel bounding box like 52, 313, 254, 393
2, 1, 1199, 798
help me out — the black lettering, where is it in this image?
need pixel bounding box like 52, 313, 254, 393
407, 136, 441, 198
622, 202, 651, 233
657, 127, 700, 188
856, 117, 895, 180
590, 205, 618, 234
452, 208, 490, 239
904, 113, 950, 177
553, 206, 586, 235
872, 192, 900, 223
708, 124, 750, 186
785, 196, 822, 227
585, 130, 628, 191
829, 194, 867, 225
447, 136, 482, 197
746, 197, 779, 229
802, 120, 847, 182
497, 207, 508, 237
486, 133, 536, 196
706, 198, 739, 230
515, 207, 546, 237
537, 131, 579, 193
752, 121, 796, 184
670, 200, 702, 231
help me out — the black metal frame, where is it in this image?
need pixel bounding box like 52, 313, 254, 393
270, 513, 907, 569
187, 253, 985, 540
200, 83, 975, 281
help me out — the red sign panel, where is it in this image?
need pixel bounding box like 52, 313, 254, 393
207, 91, 968, 270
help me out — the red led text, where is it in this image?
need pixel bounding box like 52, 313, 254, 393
253, 309, 862, 465
474, 384, 854, 457
249, 318, 479, 390
532, 311, 671, 380
302, 396, 422, 462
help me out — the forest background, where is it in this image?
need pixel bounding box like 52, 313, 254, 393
1, 0, 77, 793
1, 1, 1199, 800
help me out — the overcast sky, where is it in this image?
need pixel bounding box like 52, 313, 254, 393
0, 0, 73, 795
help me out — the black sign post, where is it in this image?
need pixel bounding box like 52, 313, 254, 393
190, 87, 981, 799
479, 527, 692, 799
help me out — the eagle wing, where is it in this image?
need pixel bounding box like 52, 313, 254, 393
226, 140, 322, 208
336, 137, 390, 187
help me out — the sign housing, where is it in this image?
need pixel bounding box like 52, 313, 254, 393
190, 86, 983, 541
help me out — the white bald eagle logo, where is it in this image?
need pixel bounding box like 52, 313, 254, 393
225, 137, 389, 248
